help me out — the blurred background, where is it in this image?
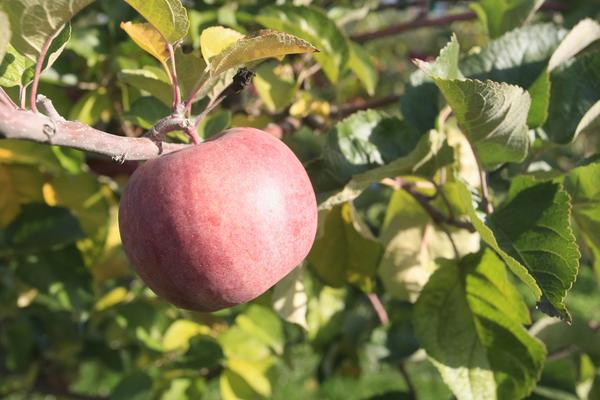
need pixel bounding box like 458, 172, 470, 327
1, 0, 600, 399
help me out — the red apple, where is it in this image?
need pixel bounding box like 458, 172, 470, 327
118, 128, 318, 311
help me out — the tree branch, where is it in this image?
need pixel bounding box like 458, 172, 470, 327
351, 11, 475, 43
0, 102, 190, 161
332, 94, 400, 117
351, 2, 568, 43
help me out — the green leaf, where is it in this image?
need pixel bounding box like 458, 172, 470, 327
175, 335, 223, 370
235, 305, 284, 355
118, 67, 172, 106
470, 0, 545, 39
15, 244, 93, 311
414, 34, 463, 80
323, 110, 422, 184
548, 18, 600, 72
124, 0, 189, 44
0, 12, 10, 64
308, 202, 382, 291
563, 160, 600, 282
378, 187, 481, 302
461, 23, 566, 128
545, 51, 600, 144
526, 70, 550, 128
414, 250, 546, 400
44, 22, 72, 72
0, 44, 35, 87
257, 5, 349, 83
0, 203, 85, 255
209, 29, 317, 76
272, 266, 308, 329
124, 96, 170, 129
5, 0, 93, 61
318, 129, 453, 210
253, 62, 297, 113
68, 88, 111, 126
111, 371, 153, 400
175, 47, 207, 100
197, 109, 230, 139
574, 100, 600, 139
418, 36, 531, 168
348, 42, 377, 96
458, 177, 580, 321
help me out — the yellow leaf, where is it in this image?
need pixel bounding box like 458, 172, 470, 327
222, 358, 273, 399
200, 26, 244, 64
121, 21, 170, 64
95, 287, 130, 311
162, 319, 212, 351
42, 182, 58, 206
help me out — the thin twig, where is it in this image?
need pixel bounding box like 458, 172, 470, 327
351, 2, 568, 43
332, 94, 400, 117
390, 178, 475, 232
351, 11, 475, 43
366, 292, 389, 325
468, 141, 494, 214
398, 363, 417, 400
167, 43, 182, 111
30, 27, 63, 112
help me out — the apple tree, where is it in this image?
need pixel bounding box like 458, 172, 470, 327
0, 0, 600, 399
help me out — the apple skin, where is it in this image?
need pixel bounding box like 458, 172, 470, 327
118, 127, 318, 311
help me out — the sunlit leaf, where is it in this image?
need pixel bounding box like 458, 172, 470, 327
471, 0, 544, 38
272, 266, 308, 330
94, 287, 129, 311
253, 62, 296, 112
124, 0, 189, 43
162, 320, 212, 352
308, 202, 382, 291
348, 42, 377, 96
257, 5, 348, 83
548, 18, 600, 72
200, 26, 244, 63
414, 250, 546, 399
0, 12, 10, 64
120, 21, 169, 65
456, 177, 580, 321
5, 0, 93, 61
0, 44, 35, 88
209, 29, 316, 76
418, 36, 531, 168
563, 159, 600, 283
317, 129, 453, 210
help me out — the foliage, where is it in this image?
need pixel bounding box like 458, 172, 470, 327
1, 1, 600, 399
